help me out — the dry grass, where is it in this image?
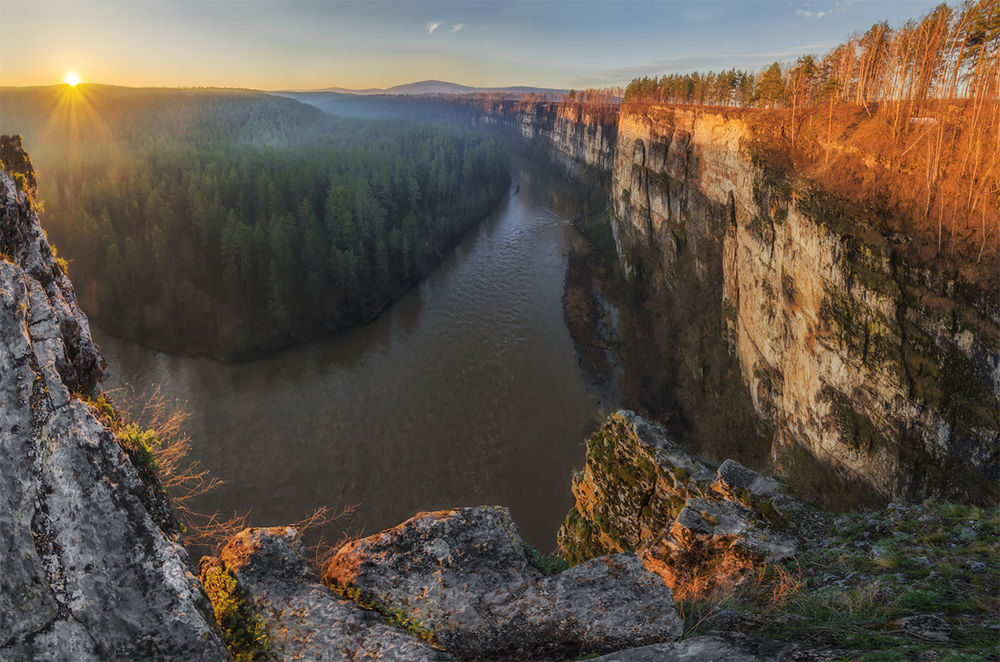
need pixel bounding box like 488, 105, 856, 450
748, 99, 1000, 286
107, 386, 356, 559
646, 544, 760, 602
675, 561, 803, 636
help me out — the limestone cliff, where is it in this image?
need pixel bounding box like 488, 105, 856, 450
474, 100, 616, 177
0, 136, 228, 660
610, 106, 998, 502
477, 100, 999, 503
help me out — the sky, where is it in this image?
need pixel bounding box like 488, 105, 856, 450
0, 0, 943, 91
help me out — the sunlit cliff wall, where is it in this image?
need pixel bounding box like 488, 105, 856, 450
480, 102, 1000, 503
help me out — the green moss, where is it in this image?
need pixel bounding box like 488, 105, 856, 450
332, 584, 439, 646
822, 386, 891, 454
524, 544, 570, 576
83, 392, 117, 426
12, 172, 28, 193
557, 506, 603, 567
201, 562, 270, 661
117, 423, 160, 475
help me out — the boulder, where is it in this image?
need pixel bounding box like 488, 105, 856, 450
214, 527, 449, 661
713, 458, 780, 502
669, 497, 797, 562
324, 506, 682, 660
557, 410, 714, 565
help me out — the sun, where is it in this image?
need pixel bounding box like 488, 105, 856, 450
64, 71, 81, 87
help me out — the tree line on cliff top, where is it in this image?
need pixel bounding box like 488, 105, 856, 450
617, 0, 998, 275
622, 0, 998, 110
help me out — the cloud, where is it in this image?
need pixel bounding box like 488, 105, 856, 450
426, 21, 440, 35
451, 23, 464, 33
796, 8, 830, 19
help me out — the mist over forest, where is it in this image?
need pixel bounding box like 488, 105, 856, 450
1, 86, 508, 356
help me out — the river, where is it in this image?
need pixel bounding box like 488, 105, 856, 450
97, 158, 617, 553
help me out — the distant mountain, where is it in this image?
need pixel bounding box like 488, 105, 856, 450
305, 79, 566, 97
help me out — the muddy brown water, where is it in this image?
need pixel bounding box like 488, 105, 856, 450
97, 158, 618, 554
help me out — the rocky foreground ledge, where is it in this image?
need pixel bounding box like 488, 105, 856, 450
196, 412, 852, 660
203, 504, 849, 661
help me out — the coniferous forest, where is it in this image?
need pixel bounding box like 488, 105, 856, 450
0, 86, 509, 356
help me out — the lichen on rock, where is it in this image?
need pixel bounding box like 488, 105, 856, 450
323, 505, 683, 660
207, 526, 450, 661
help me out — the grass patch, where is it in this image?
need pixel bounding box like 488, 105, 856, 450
525, 544, 570, 576
682, 501, 1000, 659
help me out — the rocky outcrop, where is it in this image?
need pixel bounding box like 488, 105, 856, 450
206, 527, 450, 661
558, 411, 820, 599
323, 506, 682, 660
0, 137, 228, 660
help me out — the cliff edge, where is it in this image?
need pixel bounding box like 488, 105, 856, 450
0, 136, 228, 660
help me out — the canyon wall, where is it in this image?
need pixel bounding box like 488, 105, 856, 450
482, 102, 999, 504
474, 101, 616, 177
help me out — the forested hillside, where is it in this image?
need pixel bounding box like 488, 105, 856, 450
0, 86, 509, 357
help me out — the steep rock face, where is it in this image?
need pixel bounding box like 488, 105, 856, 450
0, 137, 228, 660
476, 101, 616, 177
558, 411, 820, 599
482, 99, 998, 501
324, 506, 682, 660
610, 106, 999, 502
